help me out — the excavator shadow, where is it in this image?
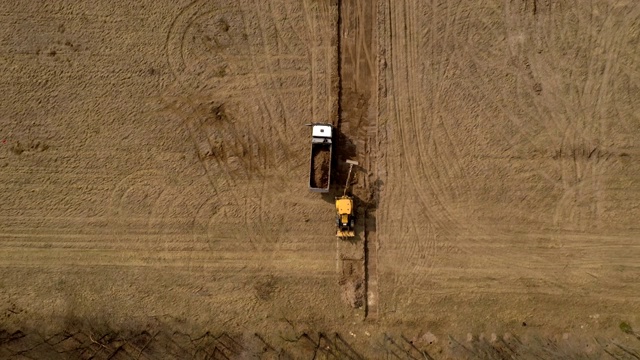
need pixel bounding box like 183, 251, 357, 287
319, 127, 356, 203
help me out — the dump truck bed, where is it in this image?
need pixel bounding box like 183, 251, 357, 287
309, 140, 331, 192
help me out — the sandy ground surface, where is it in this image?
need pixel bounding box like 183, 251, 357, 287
1, 0, 640, 358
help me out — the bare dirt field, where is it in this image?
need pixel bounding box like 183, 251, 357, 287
1, 0, 639, 358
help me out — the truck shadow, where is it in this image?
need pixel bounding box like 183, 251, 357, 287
318, 127, 355, 202
320, 125, 382, 196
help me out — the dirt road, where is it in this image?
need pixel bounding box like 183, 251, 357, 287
1, 0, 639, 357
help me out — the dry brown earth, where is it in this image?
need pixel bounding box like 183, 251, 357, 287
1, 0, 639, 358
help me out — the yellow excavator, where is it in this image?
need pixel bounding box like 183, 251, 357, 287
336, 160, 358, 238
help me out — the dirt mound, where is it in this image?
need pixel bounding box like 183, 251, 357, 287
339, 277, 364, 308
312, 149, 330, 189
339, 259, 365, 308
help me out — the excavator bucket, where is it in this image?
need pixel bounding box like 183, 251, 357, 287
336, 229, 355, 238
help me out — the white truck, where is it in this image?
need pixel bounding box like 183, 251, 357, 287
308, 124, 333, 192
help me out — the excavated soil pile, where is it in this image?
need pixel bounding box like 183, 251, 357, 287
339, 260, 365, 308
312, 149, 330, 189
339, 277, 364, 308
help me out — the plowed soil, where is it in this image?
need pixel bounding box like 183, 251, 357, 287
1, 0, 640, 358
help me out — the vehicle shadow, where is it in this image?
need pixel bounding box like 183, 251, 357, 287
320, 126, 357, 203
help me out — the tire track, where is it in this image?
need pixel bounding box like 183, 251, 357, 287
390, 0, 448, 233
501, 2, 563, 157
104, 170, 220, 265
390, 0, 475, 237
421, 1, 477, 231
387, 193, 438, 307
249, 0, 295, 144
460, 68, 567, 229
404, 1, 640, 296
302, 0, 319, 124
456, 1, 620, 231
231, 4, 302, 175
389, 0, 456, 245
165, 1, 312, 166
378, 1, 635, 328
165, 1, 305, 176
165, 0, 238, 92
162, 1, 326, 259
499, 1, 640, 231
461, 5, 559, 228
380, 0, 450, 299
380, 0, 599, 300
388, 0, 481, 224
108, 169, 170, 225
503, 1, 565, 148
303, 0, 337, 125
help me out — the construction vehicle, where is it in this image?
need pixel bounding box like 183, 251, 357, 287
336, 160, 358, 238
307, 123, 333, 192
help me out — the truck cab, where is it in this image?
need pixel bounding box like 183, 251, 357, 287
312, 124, 332, 141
